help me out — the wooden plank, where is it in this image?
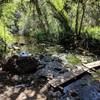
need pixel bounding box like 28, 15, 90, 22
48, 69, 84, 88
83, 60, 100, 69
49, 60, 100, 88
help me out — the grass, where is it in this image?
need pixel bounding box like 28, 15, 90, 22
92, 70, 100, 81
66, 54, 81, 65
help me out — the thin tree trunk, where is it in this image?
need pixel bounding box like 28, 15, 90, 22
43, 7, 50, 33
78, 4, 86, 36
4, 23, 7, 52
75, 0, 80, 36
74, 0, 80, 47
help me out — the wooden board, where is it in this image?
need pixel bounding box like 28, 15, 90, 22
49, 60, 100, 88
83, 60, 100, 69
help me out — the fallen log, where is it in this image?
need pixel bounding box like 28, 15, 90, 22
49, 60, 100, 88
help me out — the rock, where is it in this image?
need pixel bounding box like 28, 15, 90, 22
59, 54, 68, 65
29, 91, 36, 97
35, 61, 64, 78
16, 57, 39, 74
0, 94, 10, 100
16, 93, 27, 100
40, 55, 52, 63
48, 90, 54, 96
13, 87, 20, 93
55, 91, 62, 97
2, 55, 39, 74
2, 55, 19, 74
24, 89, 35, 97
52, 53, 68, 65
36, 93, 47, 100
12, 45, 20, 50
11, 75, 19, 81
0, 71, 8, 80
69, 90, 78, 97
50, 91, 62, 98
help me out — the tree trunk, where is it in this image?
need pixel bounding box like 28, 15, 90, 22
78, 3, 86, 36
48, 1, 72, 33
31, 0, 47, 33
43, 7, 50, 33
75, 0, 80, 36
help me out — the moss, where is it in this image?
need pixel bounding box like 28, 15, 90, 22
66, 54, 81, 65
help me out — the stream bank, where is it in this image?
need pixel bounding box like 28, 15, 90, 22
0, 53, 100, 100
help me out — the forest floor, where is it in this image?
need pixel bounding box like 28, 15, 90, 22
0, 51, 100, 100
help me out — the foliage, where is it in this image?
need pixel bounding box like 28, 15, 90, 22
34, 32, 47, 42
92, 70, 100, 81
1, 3, 18, 25
0, 0, 99, 50
84, 26, 100, 40
0, 21, 14, 43
51, 0, 66, 11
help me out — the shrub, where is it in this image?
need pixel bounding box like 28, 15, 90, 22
0, 21, 14, 44
84, 26, 100, 40
34, 32, 47, 43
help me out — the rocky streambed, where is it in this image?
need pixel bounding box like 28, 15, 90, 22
0, 53, 100, 100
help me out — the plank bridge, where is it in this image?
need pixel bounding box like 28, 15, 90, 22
48, 60, 100, 88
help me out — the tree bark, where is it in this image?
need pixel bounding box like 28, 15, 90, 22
31, 0, 47, 33
78, 2, 86, 36
75, 0, 80, 36
48, 1, 72, 33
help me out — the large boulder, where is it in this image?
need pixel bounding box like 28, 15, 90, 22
2, 55, 40, 74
